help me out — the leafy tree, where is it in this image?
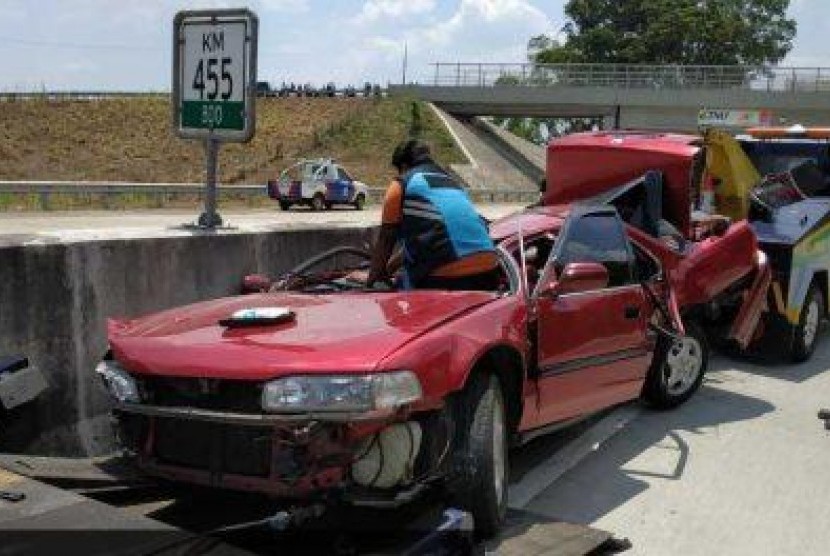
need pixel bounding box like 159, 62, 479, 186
533, 0, 796, 66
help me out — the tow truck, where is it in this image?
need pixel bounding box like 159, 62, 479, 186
544, 129, 830, 361
267, 159, 368, 212
541, 130, 830, 361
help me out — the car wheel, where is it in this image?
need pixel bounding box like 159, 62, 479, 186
447, 373, 507, 539
353, 193, 366, 211
311, 193, 326, 211
279, 201, 291, 211
643, 321, 708, 409
324, 201, 333, 210
791, 284, 824, 362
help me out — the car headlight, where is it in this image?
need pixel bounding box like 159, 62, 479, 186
95, 360, 140, 403
261, 371, 422, 413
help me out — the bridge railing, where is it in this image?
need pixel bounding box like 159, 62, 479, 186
429, 63, 830, 92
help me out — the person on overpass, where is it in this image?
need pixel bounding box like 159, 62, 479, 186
365, 139, 499, 290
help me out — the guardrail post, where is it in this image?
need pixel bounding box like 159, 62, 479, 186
38, 191, 49, 211
456, 63, 461, 86
434, 63, 439, 86
478, 63, 483, 87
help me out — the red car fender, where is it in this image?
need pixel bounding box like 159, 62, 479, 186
728, 250, 772, 348
626, 222, 758, 309
377, 297, 529, 405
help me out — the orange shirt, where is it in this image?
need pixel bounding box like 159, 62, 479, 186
381, 179, 498, 277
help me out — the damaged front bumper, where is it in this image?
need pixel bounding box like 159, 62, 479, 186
113, 402, 440, 502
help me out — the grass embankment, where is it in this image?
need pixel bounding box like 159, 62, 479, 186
0, 96, 463, 210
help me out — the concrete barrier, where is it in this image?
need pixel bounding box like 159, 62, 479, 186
0, 225, 375, 456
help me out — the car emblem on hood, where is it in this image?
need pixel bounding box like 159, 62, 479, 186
219, 307, 295, 327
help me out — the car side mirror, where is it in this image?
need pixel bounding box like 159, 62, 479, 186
539, 262, 609, 297
241, 274, 272, 294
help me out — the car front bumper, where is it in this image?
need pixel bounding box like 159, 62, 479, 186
113, 403, 401, 498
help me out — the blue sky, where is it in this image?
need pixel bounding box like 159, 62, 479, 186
0, 0, 826, 91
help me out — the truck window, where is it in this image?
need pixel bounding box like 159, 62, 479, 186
555, 214, 634, 287
337, 168, 352, 181
303, 163, 323, 178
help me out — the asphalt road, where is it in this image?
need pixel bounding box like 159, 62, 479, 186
519, 340, 830, 555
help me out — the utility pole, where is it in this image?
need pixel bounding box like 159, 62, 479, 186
402, 42, 408, 85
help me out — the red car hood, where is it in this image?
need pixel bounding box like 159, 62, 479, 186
109, 291, 495, 380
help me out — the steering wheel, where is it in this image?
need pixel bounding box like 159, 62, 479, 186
271, 246, 374, 292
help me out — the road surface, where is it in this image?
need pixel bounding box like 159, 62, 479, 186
517, 342, 830, 555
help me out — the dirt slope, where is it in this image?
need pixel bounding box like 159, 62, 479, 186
0, 96, 463, 187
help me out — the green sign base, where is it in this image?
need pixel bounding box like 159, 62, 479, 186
181, 101, 245, 131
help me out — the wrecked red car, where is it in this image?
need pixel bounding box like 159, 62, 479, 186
543, 132, 772, 354
97, 204, 742, 537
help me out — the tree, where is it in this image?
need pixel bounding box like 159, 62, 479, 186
532, 0, 796, 66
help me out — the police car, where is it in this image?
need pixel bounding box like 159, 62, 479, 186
267, 159, 369, 211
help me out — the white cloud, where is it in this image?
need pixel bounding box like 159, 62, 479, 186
257, 0, 310, 13
421, 0, 549, 46
364, 36, 407, 56
356, 0, 436, 23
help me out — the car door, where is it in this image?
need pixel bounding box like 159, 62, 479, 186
534, 208, 652, 425
335, 167, 355, 202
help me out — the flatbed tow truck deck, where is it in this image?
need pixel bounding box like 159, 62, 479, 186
0, 454, 626, 555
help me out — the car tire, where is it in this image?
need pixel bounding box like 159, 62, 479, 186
311, 193, 326, 211
790, 283, 824, 362
353, 193, 366, 211
642, 321, 708, 409
279, 201, 291, 211
447, 373, 507, 539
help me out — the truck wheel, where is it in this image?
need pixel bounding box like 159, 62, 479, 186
279, 201, 291, 211
643, 321, 708, 409
791, 284, 824, 362
311, 193, 326, 211
353, 193, 366, 211
447, 373, 507, 539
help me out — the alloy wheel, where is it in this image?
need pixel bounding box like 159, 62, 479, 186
665, 336, 703, 396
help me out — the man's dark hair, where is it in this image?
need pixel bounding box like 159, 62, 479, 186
391, 139, 432, 171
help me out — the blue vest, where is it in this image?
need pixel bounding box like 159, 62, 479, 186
398, 164, 495, 285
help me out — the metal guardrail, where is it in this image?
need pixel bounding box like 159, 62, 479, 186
0, 92, 169, 102
0, 89, 389, 102
0, 181, 261, 210
0, 181, 538, 210
430, 63, 830, 93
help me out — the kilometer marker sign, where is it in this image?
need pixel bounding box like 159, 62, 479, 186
173, 9, 258, 142
172, 9, 258, 228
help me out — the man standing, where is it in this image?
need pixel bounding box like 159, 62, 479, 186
366, 139, 499, 290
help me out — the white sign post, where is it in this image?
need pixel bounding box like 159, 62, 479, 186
173, 9, 258, 228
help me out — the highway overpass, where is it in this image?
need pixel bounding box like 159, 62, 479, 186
393, 63, 830, 130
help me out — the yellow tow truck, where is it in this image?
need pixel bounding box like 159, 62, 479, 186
703, 126, 830, 359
